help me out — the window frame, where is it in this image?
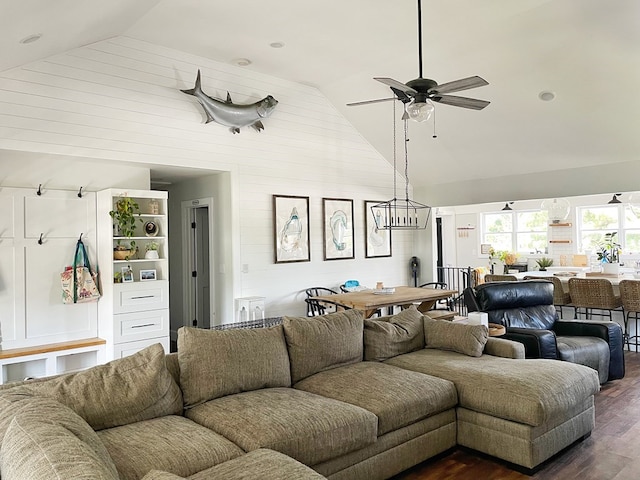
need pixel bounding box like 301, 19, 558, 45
480, 209, 548, 255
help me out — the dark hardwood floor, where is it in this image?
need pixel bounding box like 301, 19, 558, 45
393, 352, 640, 480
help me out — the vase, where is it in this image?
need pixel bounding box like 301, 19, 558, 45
602, 263, 620, 275
145, 250, 159, 259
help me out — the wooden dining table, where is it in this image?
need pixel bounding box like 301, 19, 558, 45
313, 286, 458, 318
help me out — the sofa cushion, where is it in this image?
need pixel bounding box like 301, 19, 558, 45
98, 415, 244, 480
142, 472, 185, 480
0, 398, 119, 480
424, 317, 488, 357
185, 387, 377, 466
189, 449, 327, 480
363, 306, 425, 361
294, 361, 457, 435
178, 325, 291, 407
385, 348, 600, 427
12, 343, 182, 430
283, 309, 364, 383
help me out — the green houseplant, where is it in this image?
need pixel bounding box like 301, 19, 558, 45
597, 232, 620, 264
145, 240, 159, 259
536, 257, 554, 271
109, 196, 143, 260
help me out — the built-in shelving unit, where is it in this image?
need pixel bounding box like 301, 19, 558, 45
97, 189, 170, 360
0, 338, 106, 384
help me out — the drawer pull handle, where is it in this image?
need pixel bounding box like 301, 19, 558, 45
131, 323, 156, 329
131, 295, 156, 300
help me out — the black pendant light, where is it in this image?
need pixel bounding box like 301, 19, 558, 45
502, 202, 514, 211
608, 194, 622, 204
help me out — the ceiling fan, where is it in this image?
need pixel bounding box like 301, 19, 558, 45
347, 0, 490, 122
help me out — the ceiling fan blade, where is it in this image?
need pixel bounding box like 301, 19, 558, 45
347, 97, 396, 107
374, 77, 417, 96
431, 94, 490, 110
430, 76, 489, 94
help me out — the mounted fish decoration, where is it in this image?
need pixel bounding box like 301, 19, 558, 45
181, 70, 278, 134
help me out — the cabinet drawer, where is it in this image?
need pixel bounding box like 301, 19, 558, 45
112, 337, 169, 360
115, 310, 168, 344
114, 281, 168, 314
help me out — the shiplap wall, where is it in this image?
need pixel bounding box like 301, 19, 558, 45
0, 36, 417, 322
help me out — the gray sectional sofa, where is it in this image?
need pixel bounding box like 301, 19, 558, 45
0, 306, 601, 479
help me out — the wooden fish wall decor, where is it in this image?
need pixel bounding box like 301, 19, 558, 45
181, 70, 278, 134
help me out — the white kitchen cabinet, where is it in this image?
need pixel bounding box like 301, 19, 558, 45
97, 189, 169, 360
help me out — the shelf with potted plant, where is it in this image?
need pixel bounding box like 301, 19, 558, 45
97, 189, 170, 361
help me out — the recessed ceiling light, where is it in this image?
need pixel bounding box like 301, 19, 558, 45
538, 91, 556, 101
270, 42, 285, 49
231, 58, 252, 67
19, 33, 42, 45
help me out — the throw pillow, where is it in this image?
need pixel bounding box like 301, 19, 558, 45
283, 309, 364, 383
0, 399, 119, 480
424, 317, 488, 357
363, 306, 425, 361
177, 325, 292, 408
18, 343, 182, 430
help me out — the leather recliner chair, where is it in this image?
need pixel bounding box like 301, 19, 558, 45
464, 280, 624, 383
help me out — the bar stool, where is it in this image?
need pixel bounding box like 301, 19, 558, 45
567, 278, 622, 321
524, 276, 573, 318
484, 274, 517, 282
618, 280, 640, 350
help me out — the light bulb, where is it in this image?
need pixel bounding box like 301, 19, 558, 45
406, 100, 434, 122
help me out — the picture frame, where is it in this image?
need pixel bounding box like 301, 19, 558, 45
121, 266, 134, 283
140, 269, 157, 282
323, 197, 355, 260
364, 200, 392, 258
273, 195, 310, 264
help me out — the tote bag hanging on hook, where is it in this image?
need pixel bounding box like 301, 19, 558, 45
61, 238, 101, 304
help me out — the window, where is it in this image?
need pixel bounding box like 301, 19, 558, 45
482, 210, 548, 254
578, 204, 640, 254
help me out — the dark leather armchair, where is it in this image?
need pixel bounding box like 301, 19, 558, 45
464, 280, 624, 383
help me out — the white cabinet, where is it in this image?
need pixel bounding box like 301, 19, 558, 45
97, 189, 169, 360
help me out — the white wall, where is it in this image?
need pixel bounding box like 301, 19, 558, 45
0, 37, 417, 322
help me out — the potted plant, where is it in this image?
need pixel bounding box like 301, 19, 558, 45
536, 257, 554, 271
109, 196, 143, 260
145, 240, 159, 259
597, 232, 621, 274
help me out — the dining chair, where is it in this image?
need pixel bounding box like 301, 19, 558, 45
618, 280, 640, 350
484, 274, 518, 282
304, 287, 338, 317
419, 282, 453, 311
567, 278, 622, 321
304, 298, 352, 316
524, 276, 573, 319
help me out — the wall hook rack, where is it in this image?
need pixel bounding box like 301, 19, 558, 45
36, 184, 42, 196
38, 233, 44, 245
78, 233, 83, 242
78, 187, 83, 198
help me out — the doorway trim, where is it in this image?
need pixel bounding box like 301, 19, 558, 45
181, 197, 216, 330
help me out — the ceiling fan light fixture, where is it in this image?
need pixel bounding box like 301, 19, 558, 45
406, 99, 434, 122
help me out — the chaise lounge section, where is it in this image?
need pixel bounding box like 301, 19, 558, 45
0, 306, 601, 479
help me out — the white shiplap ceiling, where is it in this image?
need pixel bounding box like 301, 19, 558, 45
2, 0, 639, 197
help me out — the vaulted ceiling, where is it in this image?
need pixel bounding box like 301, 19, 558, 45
2, 0, 639, 202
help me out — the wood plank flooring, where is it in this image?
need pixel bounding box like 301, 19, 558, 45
393, 352, 640, 480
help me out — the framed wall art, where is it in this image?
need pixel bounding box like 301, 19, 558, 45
364, 200, 392, 258
273, 194, 310, 263
323, 197, 354, 260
